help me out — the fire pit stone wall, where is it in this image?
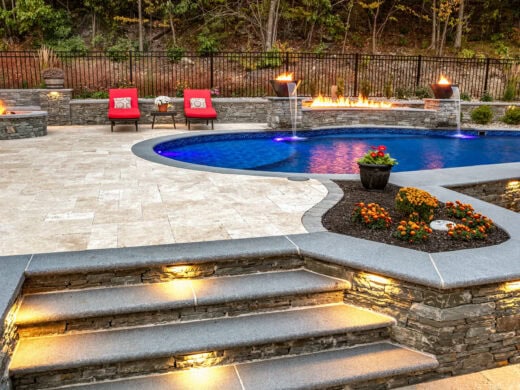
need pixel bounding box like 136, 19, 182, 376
0, 111, 48, 140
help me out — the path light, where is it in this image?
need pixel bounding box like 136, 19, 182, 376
505, 281, 520, 291
363, 272, 391, 285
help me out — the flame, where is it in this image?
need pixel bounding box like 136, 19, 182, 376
437, 75, 451, 85
275, 72, 294, 81
310, 94, 393, 109
0, 100, 6, 115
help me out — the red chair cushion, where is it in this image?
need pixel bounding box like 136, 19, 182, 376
183, 89, 217, 119
108, 88, 141, 120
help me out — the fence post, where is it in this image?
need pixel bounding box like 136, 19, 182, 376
353, 53, 359, 96
483, 57, 490, 94
210, 52, 214, 88
416, 55, 422, 88
129, 51, 133, 84
285, 52, 289, 73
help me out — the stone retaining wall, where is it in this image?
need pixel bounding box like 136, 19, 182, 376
305, 257, 520, 382
0, 300, 20, 390
0, 112, 47, 140
449, 179, 520, 212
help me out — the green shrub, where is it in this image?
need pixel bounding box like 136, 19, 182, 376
91, 91, 108, 99
502, 81, 517, 101
52, 35, 88, 55
359, 79, 371, 98
395, 87, 411, 99
471, 105, 493, 124
459, 49, 475, 59
502, 106, 520, 125
257, 47, 283, 69
384, 79, 393, 99
197, 34, 218, 56
167, 45, 185, 63
415, 86, 432, 99
460, 92, 471, 101
106, 38, 137, 62
480, 91, 493, 102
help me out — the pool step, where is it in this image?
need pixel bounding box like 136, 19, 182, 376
16, 270, 349, 336
9, 304, 395, 389
51, 343, 439, 390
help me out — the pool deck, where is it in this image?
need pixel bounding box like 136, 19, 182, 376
1, 122, 519, 388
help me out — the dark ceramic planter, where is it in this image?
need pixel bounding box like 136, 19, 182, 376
269, 80, 301, 97
358, 163, 393, 190
430, 84, 456, 99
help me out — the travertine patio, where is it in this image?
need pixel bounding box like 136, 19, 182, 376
0, 123, 327, 256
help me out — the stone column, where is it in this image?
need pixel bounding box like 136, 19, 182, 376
424, 98, 459, 128
266, 97, 307, 129
39, 89, 73, 126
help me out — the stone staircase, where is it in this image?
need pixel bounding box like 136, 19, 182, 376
8, 253, 438, 389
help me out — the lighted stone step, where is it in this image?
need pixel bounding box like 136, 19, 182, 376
9, 304, 395, 389
52, 343, 438, 390
16, 270, 349, 336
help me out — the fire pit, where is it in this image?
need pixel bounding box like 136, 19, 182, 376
269, 73, 301, 97
430, 75, 455, 99
309, 94, 393, 109
0, 100, 48, 140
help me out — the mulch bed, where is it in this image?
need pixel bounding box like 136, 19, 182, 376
322, 181, 510, 253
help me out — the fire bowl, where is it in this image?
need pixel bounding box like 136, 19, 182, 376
430, 83, 454, 99
269, 80, 301, 97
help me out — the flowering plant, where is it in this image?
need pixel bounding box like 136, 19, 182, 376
394, 219, 433, 243
352, 202, 392, 229
395, 187, 439, 222
357, 145, 397, 166
154, 96, 171, 106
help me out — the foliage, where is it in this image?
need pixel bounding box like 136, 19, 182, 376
197, 34, 219, 56
154, 96, 171, 106
359, 79, 371, 98
257, 46, 283, 69
480, 91, 493, 102
384, 78, 393, 99
460, 92, 471, 101
41, 67, 64, 78
445, 201, 495, 241
470, 105, 493, 124
415, 86, 432, 99
91, 91, 109, 99
51, 36, 88, 55
502, 81, 517, 101
395, 87, 412, 99
394, 219, 433, 243
106, 38, 137, 62
352, 202, 392, 230
502, 106, 520, 125
395, 187, 439, 222
37, 45, 60, 69
357, 145, 398, 166
459, 49, 475, 59
166, 45, 185, 63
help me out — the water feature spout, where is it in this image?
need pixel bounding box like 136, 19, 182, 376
287, 82, 305, 141
451, 85, 461, 133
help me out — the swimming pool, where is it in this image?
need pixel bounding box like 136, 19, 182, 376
151, 128, 520, 174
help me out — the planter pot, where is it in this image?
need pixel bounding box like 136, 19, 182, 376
158, 104, 168, 112
44, 78, 64, 89
430, 84, 457, 99
358, 163, 393, 190
269, 80, 301, 97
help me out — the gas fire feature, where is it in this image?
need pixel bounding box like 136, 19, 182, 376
430, 75, 455, 99
0, 100, 48, 140
269, 73, 301, 97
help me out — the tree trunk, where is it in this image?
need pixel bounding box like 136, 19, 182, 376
454, 0, 464, 49
91, 12, 96, 45
138, 0, 144, 51
169, 15, 176, 45
429, 0, 437, 50
265, 0, 279, 50
439, 18, 449, 55
341, 0, 354, 53
371, 5, 380, 54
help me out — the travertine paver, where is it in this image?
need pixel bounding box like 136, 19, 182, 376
0, 123, 326, 256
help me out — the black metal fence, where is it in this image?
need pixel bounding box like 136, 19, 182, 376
0, 51, 518, 99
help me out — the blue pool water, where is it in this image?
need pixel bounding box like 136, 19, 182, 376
153, 128, 520, 174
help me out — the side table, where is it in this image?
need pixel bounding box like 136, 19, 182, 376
151, 110, 177, 129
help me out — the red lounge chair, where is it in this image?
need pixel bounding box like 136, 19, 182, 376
108, 88, 141, 132
183, 89, 217, 130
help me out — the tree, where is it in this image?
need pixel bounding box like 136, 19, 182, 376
358, 0, 401, 53
138, 0, 143, 51
453, 0, 464, 49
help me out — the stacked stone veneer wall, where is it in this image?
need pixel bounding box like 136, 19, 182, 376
1, 299, 20, 390
0, 112, 47, 140
266, 97, 306, 129
305, 258, 520, 383
450, 179, 520, 213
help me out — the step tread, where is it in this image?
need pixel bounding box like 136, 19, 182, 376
55, 343, 438, 390
10, 304, 394, 375
16, 270, 349, 325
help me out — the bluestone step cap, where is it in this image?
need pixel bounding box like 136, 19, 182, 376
51, 342, 438, 390
27, 235, 298, 276
10, 304, 394, 375
0, 254, 30, 320
58, 365, 242, 390
236, 342, 439, 390
16, 270, 349, 325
